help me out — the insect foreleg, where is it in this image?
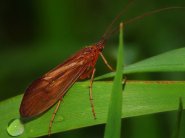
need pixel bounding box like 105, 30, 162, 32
99, 52, 114, 71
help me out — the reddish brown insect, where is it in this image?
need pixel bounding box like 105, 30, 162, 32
19, 4, 183, 135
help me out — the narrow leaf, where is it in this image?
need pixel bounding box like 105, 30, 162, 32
95, 47, 185, 80
1, 81, 185, 137
104, 22, 124, 138
172, 97, 183, 138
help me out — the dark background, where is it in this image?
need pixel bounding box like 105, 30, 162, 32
1, 0, 185, 137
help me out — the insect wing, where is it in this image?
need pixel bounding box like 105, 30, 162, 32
20, 58, 88, 118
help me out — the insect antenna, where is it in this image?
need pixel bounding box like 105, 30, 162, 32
101, 0, 134, 43
105, 6, 185, 40
124, 6, 185, 25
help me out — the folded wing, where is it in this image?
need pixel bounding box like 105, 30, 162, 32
20, 58, 88, 117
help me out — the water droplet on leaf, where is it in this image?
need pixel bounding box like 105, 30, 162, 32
7, 119, 24, 136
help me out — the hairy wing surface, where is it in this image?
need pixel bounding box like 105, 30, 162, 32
20, 58, 89, 117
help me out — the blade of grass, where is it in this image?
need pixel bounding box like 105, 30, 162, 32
172, 97, 183, 138
104, 23, 124, 138
1, 81, 185, 137
95, 47, 185, 80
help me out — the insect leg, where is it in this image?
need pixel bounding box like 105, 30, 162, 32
48, 100, 62, 136
89, 68, 96, 119
99, 52, 114, 71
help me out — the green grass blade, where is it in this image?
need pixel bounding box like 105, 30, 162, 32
172, 97, 183, 138
104, 23, 124, 138
1, 81, 185, 137
95, 47, 185, 80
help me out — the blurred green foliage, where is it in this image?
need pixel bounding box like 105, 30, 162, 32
1, 0, 185, 137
